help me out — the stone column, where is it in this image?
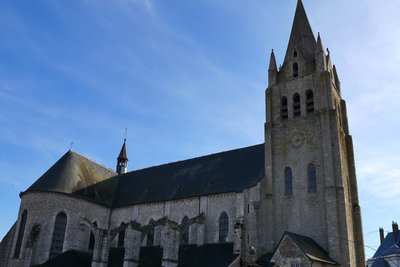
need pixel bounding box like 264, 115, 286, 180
123, 229, 141, 267
99, 232, 111, 267
91, 230, 103, 267
188, 224, 197, 245
233, 219, 243, 254
161, 224, 178, 267
196, 224, 204, 246
154, 225, 162, 246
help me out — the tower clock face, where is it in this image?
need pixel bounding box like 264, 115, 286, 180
291, 132, 305, 148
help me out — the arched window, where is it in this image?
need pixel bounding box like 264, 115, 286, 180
281, 97, 288, 119
306, 90, 314, 113
180, 216, 189, 245
49, 212, 67, 259
293, 93, 301, 117
13, 210, 27, 259
88, 222, 97, 251
308, 163, 317, 193
117, 222, 125, 247
219, 213, 229, 243
292, 62, 299, 77
285, 167, 293, 196
293, 49, 298, 58
146, 219, 154, 247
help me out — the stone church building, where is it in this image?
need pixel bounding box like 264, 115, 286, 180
0, 1, 366, 266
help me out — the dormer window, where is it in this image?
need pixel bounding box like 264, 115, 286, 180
292, 62, 299, 77
293, 93, 301, 117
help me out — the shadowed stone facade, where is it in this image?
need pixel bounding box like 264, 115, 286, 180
0, 1, 365, 266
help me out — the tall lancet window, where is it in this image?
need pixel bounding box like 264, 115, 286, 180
285, 167, 293, 196
117, 222, 126, 247
293, 93, 301, 117
306, 90, 314, 113
219, 212, 229, 243
308, 163, 317, 193
49, 212, 67, 259
292, 62, 299, 77
88, 222, 97, 251
180, 216, 189, 245
13, 210, 27, 259
281, 97, 288, 119
146, 219, 155, 246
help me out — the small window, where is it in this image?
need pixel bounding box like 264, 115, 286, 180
117, 223, 125, 247
180, 216, 189, 245
293, 93, 301, 117
308, 163, 317, 193
281, 97, 288, 119
13, 210, 28, 259
291, 263, 301, 267
292, 62, 299, 77
219, 213, 229, 243
293, 49, 298, 58
306, 90, 314, 113
49, 212, 67, 259
146, 220, 154, 246
285, 167, 293, 196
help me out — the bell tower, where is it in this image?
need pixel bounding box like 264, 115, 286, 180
260, 1, 365, 266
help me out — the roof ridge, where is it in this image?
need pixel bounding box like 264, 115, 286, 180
124, 143, 264, 174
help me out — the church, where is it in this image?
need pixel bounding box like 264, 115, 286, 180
0, 1, 366, 266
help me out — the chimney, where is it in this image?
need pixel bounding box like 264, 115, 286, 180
379, 228, 385, 244
392, 222, 398, 242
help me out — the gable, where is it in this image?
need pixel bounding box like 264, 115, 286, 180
272, 235, 310, 267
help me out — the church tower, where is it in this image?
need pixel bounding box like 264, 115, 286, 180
260, 1, 365, 266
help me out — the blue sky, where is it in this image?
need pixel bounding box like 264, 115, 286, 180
0, 0, 399, 259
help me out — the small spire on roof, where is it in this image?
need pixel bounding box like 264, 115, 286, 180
316, 32, 324, 53
117, 130, 129, 175
269, 49, 277, 71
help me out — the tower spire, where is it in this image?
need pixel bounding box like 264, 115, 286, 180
315, 32, 327, 72
268, 49, 278, 86
116, 136, 128, 175
284, 0, 316, 64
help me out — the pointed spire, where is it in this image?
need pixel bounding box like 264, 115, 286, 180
333, 65, 341, 93
116, 138, 128, 175
284, 0, 316, 64
268, 49, 278, 86
269, 49, 277, 71
316, 32, 324, 53
315, 32, 327, 72
117, 139, 128, 161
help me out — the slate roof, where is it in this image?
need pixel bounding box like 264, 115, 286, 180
281, 232, 337, 265
26, 150, 117, 195
24, 144, 265, 208
370, 258, 390, 267
178, 243, 235, 267
34, 250, 92, 267
373, 232, 400, 258
113, 143, 265, 207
